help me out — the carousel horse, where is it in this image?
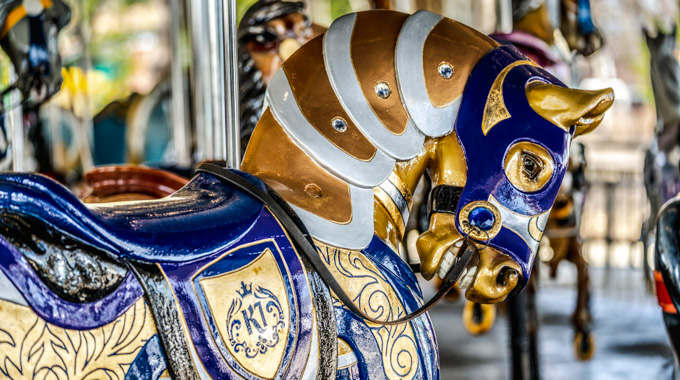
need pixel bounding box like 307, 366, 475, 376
238, 0, 317, 152
541, 142, 594, 360
654, 196, 680, 380
647, 24, 680, 380
643, 25, 680, 290
0, 0, 70, 106
492, 0, 603, 83
0, 0, 70, 177
0, 9, 613, 379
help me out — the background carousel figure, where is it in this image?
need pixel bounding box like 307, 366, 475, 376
0, 0, 71, 175
237, 0, 318, 153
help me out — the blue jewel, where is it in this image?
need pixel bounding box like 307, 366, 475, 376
468, 207, 495, 231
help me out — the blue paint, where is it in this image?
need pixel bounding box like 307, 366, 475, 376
125, 335, 168, 380
454, 45, 572, 288
333, 236, 439, 380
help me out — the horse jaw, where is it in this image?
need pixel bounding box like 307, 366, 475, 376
415, 213, 522, 303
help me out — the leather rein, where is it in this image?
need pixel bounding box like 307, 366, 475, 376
197, 163, 478, 325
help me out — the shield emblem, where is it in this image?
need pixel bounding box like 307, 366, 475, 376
193, 239, 296, 379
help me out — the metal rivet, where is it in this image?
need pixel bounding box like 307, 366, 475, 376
304, 184, 323, 198
331, 117, 347, 132
374, 81, 391, 99
438, 62, 453, 79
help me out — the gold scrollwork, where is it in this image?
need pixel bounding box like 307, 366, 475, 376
315, 241, 419, 380
0, 298, 157, 380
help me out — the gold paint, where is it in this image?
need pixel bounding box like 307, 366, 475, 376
514, 3, 554, 44
458, 200, 502, 241
374, 187, 406, 239
503, 141, 555, 193
351, 11, 410, 135
426, 133, 467, 188
337, 338, 353, 356
462, 301, 496, 335
282, 35, 377, 161
525, 81, 614, 136
373, 200, 401, 253
387, 171, 413, 208
279, 38, 302, 61
413, 134, 467, 280
465, 247, 522, 304
415, 213, 462, 280
0, 298, 157, 379
373, 144, 432, 252
315, 241, 419, 380
482, 60, 538, 135
242, 108, 353, 224
423, 18, 497, 108
528, 215, 545, 241
199, 247, 290, 379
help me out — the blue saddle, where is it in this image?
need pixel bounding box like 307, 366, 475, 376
0, 171, 264, 263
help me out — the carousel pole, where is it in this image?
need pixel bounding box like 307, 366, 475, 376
169, 0, 190, 167
8, 66, 23, 171
188, 0, 213, 160
223, 0, 240, 169
208, 0, 227, 161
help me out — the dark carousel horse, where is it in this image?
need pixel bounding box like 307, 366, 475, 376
0, 0, 71, 175
647, 24, 680, 380
0, 10, 613, 379
642, 25, 680, 291
655, 197, 680, 380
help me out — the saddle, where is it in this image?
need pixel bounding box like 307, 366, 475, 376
0, 167, 337, 379
0, 170, 263, 263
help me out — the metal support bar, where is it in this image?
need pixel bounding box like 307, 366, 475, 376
223, 0, 240, 169
8, 66, 23, 171
207, 0, 226, 161
169, 0, 190, 167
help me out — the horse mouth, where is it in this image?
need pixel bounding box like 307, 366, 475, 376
436, 239, 522, 304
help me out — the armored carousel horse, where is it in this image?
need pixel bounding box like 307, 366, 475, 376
0, 10, 613, 380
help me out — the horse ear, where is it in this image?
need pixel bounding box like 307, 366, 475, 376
525, 81, 614, 137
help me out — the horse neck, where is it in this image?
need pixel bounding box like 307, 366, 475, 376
373, 141, 433, 252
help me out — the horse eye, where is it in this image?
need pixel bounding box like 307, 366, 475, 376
521, 152, 542, 180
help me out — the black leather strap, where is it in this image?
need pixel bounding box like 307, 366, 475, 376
429, 185, 463, 216
196, 163, 474, 325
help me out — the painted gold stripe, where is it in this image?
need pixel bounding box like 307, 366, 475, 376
481, 60, 538, 135
375, 187, 405, 238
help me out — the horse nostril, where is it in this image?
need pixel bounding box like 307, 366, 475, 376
496, 266, 519, 288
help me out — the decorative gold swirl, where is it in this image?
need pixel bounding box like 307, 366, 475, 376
482, 60, 538, 135
0, 298, 157, 380
315, 241, 418, 380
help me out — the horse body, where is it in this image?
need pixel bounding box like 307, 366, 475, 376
0, 9, 613, 380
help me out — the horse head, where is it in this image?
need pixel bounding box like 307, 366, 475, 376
242, 9, 613, 304
0, 0, 70, 106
